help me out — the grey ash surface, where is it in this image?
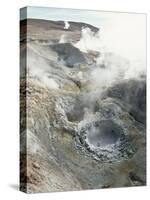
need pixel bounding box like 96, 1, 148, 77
20, 18, 146, 193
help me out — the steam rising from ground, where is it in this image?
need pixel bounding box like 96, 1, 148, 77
59, 35, 67, 43
75, 13, 146, 84
64, 21, 70, 29
27, 47, 59, 89
26, 14, 146, 91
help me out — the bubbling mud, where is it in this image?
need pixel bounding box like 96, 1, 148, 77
76, 119, 135, 162
86, 120, 122, 147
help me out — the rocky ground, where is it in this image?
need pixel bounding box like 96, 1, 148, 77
20, 19, 146, 193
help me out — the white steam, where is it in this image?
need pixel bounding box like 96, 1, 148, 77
75, 28, 102, 52
64, 21, 70, 29
59, 34, 67, 43
27, 46, 59, 89
74, 13, 146, 84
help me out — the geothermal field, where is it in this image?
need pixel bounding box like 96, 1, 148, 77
20, 13, 146, 193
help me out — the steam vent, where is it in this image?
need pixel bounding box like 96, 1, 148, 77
20, 7, 146, 193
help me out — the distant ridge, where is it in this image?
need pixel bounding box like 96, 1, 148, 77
20, 18, 100, 33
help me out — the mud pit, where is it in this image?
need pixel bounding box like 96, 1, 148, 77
86, 120, 122, 147
77, 119, 136, 162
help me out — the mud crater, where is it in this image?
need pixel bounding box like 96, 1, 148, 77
86, 120, 122, 147
76, 120, 135, 162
